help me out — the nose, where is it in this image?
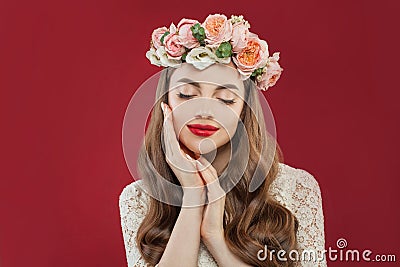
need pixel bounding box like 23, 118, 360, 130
194, 108, 214, 119
195, 114, 213, 120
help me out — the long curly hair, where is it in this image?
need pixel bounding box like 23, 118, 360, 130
135, 66, 299, 266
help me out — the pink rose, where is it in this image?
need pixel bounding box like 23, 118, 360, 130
230, 21, 249, 53
177, 18, 200, 49
257, 52, 283, 91
151, 26, 168, 49
202, 14, 233, 47
232, 33, 269, 79
164, 32, 186, 60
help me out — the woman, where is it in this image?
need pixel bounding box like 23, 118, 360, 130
119, 14, 327, 267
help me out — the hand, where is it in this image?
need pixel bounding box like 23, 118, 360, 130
161, 102, 206, 204
195, 156, 226, 241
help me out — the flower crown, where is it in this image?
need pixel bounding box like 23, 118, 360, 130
146, 14, 283, 91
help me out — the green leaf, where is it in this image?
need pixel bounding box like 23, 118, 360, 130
190, 23, 206, 45
160, 31, 170, 45
215, 42, 232, 58
251, 68, 264, 77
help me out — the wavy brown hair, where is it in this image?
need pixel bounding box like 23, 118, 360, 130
136, 66, 299, 266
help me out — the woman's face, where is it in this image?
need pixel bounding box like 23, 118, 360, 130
168, 61, 245, 155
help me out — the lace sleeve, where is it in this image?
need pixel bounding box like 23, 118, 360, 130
291, 169, 327, 267
119, 181, 151, 267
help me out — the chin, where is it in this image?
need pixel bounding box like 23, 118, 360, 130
182, 136, 229, 155
184, 141, 213, 155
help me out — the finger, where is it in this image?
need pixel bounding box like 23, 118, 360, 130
195, 160, 222, 193
185, 153, 198, 167
161, 102, 180, 159
196, 156, 218, 178
195, 160, 225, 201
162, 102, 183, 158
186, 154, 206, 184
162, 102, 202, 176
195, 160, 215, 182
162, 102, 174, 138
162, 103, 198, 175
163, 116, 174, 161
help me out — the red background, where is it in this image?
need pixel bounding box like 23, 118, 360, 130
1, 1, 399, 266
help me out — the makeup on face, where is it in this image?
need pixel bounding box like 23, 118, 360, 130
166, 63, 245, 154
186, 123, 220, 137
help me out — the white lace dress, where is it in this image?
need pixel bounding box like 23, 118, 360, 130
119, 162, 328, 267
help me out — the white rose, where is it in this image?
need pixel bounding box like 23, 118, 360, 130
145, 47, 162, 67
155, 46, 182, 68
185, 46, 217, 70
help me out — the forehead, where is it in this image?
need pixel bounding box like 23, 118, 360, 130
169, 62, 245, 92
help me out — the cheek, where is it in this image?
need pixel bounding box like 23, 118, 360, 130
167, 92, 179, 108
218, 117, 239, 140
171, 110, 188, 139
215, 104, 242, 138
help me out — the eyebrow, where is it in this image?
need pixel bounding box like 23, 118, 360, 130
176, 78, 240, 91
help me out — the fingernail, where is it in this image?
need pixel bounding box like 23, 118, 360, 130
185, 154, 193, 160
160, 102, 165, 112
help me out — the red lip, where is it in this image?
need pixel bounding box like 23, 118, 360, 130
187, 124, 219, 137
187, 124, 219, 130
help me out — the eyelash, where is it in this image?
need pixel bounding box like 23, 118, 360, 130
177, 92, 237, 105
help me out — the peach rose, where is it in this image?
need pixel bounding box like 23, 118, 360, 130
202, 14, 232, 47
177, 18, 200, 49
151, 26, 168, 50
256, 52, 283, 91
232, 33, 269, 79
230, 21, 249, 53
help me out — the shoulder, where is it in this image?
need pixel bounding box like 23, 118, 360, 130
119, 179, 150, 218
119, 179, 147, 201
275, 162, 321, 193
270, 162, 323, 210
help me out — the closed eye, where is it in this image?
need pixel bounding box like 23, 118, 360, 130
177, 92, 236, 105
177, 92, 194, 99
217, 98, 236, 105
